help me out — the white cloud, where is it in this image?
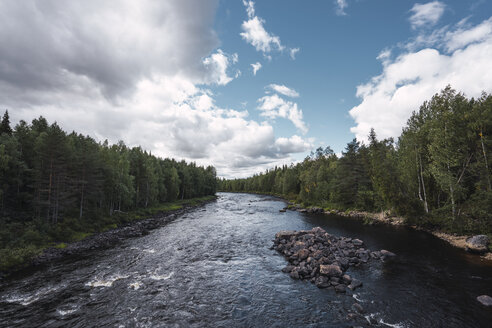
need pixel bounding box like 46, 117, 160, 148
258, 93, 308, 134
409, 1, 446, 30
202, 50, 239, 85
275, 135, 312, 153
251, 62, 262, 75
267, 84, 299, 98
0, 0, 311, 178
349, 16, 492, 142
335, 0, 348, 16
240, 1, 284, 53
290, 47, 300, 60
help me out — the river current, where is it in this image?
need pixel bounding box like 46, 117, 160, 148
1, 192, 491, 327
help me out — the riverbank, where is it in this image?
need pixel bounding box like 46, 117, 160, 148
287, 205, 492, 261
222, 191, 492, 260
0, 195, 217, 278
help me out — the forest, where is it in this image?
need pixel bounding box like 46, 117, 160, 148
218, 87, 492, 235
0, 114, 216, 270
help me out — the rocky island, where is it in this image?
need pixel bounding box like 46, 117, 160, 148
273, 227, 395, 292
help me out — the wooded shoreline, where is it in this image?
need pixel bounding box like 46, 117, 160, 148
0, 195, 217, 278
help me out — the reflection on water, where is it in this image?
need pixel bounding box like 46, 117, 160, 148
0, 192, 491, 327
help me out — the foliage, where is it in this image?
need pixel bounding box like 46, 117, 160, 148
0, 114, 217, 272
219, 86, 492, 235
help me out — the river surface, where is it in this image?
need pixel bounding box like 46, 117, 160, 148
1, 192, 491, 327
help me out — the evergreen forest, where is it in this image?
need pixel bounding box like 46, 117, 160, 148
0, 114, 216, 270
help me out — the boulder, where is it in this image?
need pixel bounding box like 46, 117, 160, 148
465, 235, 490, 254
348, 279, 362, 290
315, 276, 330, 288
352, 303, 364, 314
296, 248, 310, 261
352, 239, 363, 246
477, 295, 492, 306
334, 284, 346, 293
342, 274, 352, 284
275, 231, 296, 240
319, 264, 342, 277
380, 249, 396, 260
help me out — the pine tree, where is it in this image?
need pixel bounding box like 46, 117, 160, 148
0, 110, 13, 136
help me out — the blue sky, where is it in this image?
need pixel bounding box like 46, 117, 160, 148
1, 0, 492, 177
210, 0, 492, 155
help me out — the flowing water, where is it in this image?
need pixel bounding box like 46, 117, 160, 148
1, 192, 491, 327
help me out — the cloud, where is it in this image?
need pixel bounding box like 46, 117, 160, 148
409, 1, 446, 30
335, 0, 348, 16
275, 135, 312, 153
290, 47, 300, 60
0, 0, 311, 178
267, 84, 299, 98
251, 62, 262, 75
240, 1, 284, 53
349, 16, 492, 142
202, 50, 239, 85
258, 93, 308, 134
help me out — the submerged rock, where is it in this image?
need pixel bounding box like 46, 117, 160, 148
273, 227, 394, 293
477, 295, 492, 306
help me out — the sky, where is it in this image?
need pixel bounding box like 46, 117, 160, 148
1, 0, 492, 178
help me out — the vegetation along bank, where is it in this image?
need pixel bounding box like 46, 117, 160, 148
219, 86, 492, 257
0, 113, 217, 274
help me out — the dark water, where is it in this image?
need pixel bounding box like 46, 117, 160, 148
1, 193, 491, 327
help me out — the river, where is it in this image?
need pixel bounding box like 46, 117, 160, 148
1, 192, 491, 327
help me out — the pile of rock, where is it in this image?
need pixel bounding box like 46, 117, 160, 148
273, 227, 395, 292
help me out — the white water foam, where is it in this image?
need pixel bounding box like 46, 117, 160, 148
143, 249, 156, 254
364, 313, 407, 328
149, 272, 174, 280
3, 284, 66, 306
352, 293, 364, 303
56, 305, 79, 317
85, 274, 129, 288
129, 282, 142, 290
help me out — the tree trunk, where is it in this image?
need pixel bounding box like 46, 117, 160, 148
418, 153, 429, 213
447, 162, 455, 219
480, 130, 491, 191
79, 186, 84, 219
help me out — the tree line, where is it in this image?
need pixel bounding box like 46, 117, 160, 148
0, 114, 216, 270
218, 86, 492, 234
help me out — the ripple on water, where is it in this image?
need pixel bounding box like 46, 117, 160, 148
2, 283, 66, 306
85, 274, 129, 288
56, 304, 79, 317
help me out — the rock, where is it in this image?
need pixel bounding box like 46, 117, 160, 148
315, 276, 330, 288
320, 264, 342, 277
279, 209, 286, 212
466, 235, 490, 254
380, 249, 396, 260
352, 239, 363, 246
348, 279, 362, 290
275, 231, 296, 240
334, 284, 346, 293
290, 270, 300, 279
342, 274, 352, 284
296, 248, 310, 261
352, 303, 364, 314
477, 295, 492, 306
273, 227, 382, 293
